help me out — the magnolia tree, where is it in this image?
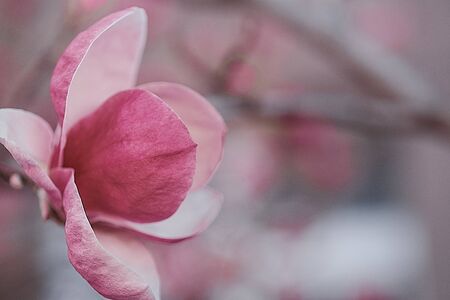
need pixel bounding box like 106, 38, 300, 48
0, 1, 449, 300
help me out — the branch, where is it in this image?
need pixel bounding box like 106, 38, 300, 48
172, 7, 261, 93
177, 0, 450, 143
215, 92, 450, 143
248, 0, 436, 108
180, 0, 436, 105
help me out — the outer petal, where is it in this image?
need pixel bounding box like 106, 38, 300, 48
63, 89, 196, 223
55, 168, 160, 300
0, 109, 61, 214
140, 82, 226, 190
51, 7, 147, 154
91, 188, 223, 242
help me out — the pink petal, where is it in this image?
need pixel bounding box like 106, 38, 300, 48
63, 89, 196, 223
55, 168, 160, 300
141, 82, 226, 190
0, 109, 62, 215
0, 109, 52, 166
91, 188, 223, 242
51, 7, 147, 157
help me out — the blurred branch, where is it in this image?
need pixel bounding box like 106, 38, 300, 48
178, 0, 437, 106
179, 0, 450, 143
230, 93, 450, 140
173, 8, 261, 92
251, 0, 436, 108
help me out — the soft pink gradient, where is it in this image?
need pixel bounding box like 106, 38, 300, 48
63, 89, 197, 223
352, 1, 416, 51
284, 117, 355, 191
91, 187, 223, 242
141, 82, 226, 191
51, 8, 147, 155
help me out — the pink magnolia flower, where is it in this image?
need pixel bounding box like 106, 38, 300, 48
0, 7, 225, 300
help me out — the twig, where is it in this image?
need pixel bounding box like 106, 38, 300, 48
179, 0, 437, 106
249, 0, 436, 108
176, 0, 450, 144
172, 7, 261, 93
214, 92, 450, 143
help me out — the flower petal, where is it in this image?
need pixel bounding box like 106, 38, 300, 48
51, 7, 147, 153
91, 188, 223, 242
56, 168, 160, 300
141, 82, 226, 190
0, 109, 52, 167
63, 89, 196, 223
0, 109, 62, 214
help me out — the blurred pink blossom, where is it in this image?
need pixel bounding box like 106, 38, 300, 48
78, 0, 106, 12
150, 239, 238, 300
224, 60, 258, 96
281, 116, 355, 191
0, 7, 225, 300
218, 115, 355, 199
352, 1, 417, 51
217, 121, 280, 200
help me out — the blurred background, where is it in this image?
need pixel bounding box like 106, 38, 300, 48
1, 0, 450, 299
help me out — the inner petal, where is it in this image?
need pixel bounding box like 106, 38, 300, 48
63, 89, 196, 223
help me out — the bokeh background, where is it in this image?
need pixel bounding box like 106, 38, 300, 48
1, 0, 450, 299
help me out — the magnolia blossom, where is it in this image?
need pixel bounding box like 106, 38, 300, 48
0, 7, 225, 300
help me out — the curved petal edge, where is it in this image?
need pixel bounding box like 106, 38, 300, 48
140, 82, 226, 191
55, 168, 160, 300
51, 7, 147, 159
92, 188, 223, 242
0, 109, 62, 215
